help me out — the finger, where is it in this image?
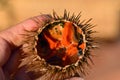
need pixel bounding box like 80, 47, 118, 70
0, 67, 5, 80
14, 67, 31, 80
65, 77, 84, 80
23, 14, 52, 32
0, 14, 52, 47
0, 38, 11, 66
3, 49, 22, 75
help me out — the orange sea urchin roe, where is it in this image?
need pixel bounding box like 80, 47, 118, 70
38, 22, 86, 66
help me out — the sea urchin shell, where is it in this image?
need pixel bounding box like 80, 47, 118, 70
21, 10, 97, 80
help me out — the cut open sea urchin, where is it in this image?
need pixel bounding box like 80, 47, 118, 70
20, 10, 97, 80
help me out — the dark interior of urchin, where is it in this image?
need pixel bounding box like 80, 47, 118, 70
36, 21, 84, 67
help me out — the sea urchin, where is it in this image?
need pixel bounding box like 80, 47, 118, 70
20, 10, 97, 80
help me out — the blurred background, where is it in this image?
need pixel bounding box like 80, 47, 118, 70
0, 0, 120, 40
0, 0, 120, 80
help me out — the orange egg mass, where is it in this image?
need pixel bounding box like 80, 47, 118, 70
36, 21, 86, 67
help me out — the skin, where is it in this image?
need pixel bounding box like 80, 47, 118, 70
0, 14, 83, 80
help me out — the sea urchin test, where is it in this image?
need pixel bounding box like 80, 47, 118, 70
19, 10, 97, 80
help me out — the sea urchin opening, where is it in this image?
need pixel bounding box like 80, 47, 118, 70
36, 20, 86, 67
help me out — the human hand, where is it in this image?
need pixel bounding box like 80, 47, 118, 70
0, 14, 83, 80
0, 14, 52, 80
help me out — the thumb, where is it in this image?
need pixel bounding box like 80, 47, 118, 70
0, 14, 52, 48
0, 14, 52, 66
